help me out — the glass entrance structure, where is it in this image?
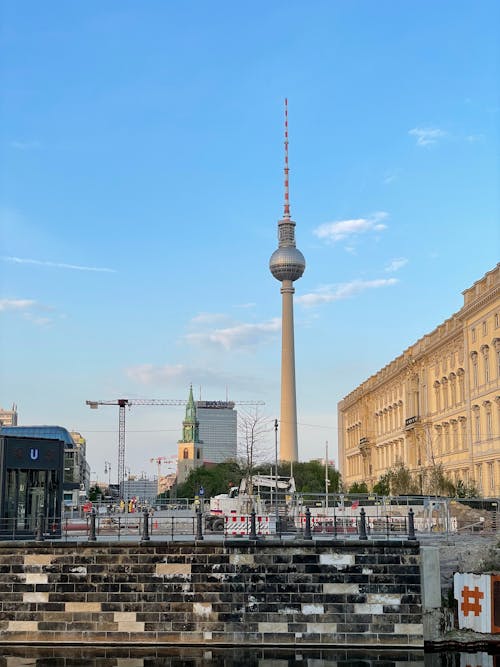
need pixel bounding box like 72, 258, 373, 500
0, 435, 64, 539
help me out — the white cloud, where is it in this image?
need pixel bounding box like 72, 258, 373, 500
190, 312, 228, 324
409, 127, 446, 146
125, 363, 250, 389
234, 302, 257, 309
297, 278, 398, 307
313, 212, 388, 244
0, 298, 36, 312
384, 257, 408, 273
2, 256, 116, 273
185, 318, 281, 350
126, 363, 188, 385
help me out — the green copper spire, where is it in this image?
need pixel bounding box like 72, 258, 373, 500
180, 384, 199, 443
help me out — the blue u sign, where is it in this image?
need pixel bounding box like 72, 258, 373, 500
29, 448, 39, 461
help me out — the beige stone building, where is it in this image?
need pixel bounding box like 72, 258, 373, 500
338, 264, 500, 496
0, 404, 18, 426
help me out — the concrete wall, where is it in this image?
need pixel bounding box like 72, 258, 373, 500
0, 538, 423, 646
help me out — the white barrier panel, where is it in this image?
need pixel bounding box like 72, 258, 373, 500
460, 652, 493, 667
224, 515, 271, 536
454, 572, 492, 633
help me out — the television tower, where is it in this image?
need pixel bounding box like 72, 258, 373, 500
269, 99, 306, 462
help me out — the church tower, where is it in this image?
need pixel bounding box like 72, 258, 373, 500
176, 385, 203, 485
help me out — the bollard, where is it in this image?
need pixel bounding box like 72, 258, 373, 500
359, 507, 368, 540
195, 506, 204, 541
408, 508, 417, 541
89, 508, 97, 542
35, 512, 44, 542
304, 507, 312, 540
249, 509, 257, 540
141, 509, 150, 541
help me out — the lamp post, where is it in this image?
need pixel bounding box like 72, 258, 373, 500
104, 461, 111, 489
274, 419, 279, 534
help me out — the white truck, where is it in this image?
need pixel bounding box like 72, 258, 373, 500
204, 475, 296, 532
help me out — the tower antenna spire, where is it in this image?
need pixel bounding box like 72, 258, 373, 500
283, 98, 290, 219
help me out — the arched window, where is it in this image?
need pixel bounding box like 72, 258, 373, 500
457, 368, 465, 403
183, 448, 189, 460
471, 352, 478, 389
481, 345, 490, 384
472, 405, 481, 442
449, 373, 457, 406
484, 401, 492, 440
434, 381, 441, 412
441, 377, 449, 410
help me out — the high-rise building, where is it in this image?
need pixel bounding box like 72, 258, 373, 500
176, 386, 203, 485
196, 401, 237, 464
269, 99, 305, 462
0, 404, 18, 426
338, 264, 500, 496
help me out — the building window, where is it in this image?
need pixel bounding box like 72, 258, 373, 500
471, 352, 478, 389
442, 378, 449, 410
481, 345, 490, 383
449, 374, 457, 406
183, 448, 189, 459
485, 402, 493, 440
434, 381, 441, 412
458, 369, 465, 403
495, 313, 499, 328
472, 328, 476, 342
473, 406, 481, 442
488, 463, 494, 491
482, 321, 487, 336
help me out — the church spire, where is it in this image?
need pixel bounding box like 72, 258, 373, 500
181, 384, 199, 442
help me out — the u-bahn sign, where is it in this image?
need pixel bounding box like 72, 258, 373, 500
3, 437, 64, 471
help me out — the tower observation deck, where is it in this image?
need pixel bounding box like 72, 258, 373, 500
269, 99, 305, 462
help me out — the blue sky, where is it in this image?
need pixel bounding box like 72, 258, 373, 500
1, 1, 498, 483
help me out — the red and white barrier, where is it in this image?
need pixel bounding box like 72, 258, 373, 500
224, 515, 271, 536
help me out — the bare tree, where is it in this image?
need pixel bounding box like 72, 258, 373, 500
237, 408, 273, 493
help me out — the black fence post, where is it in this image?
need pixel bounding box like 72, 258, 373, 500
304, 507, 312, 540
359, 507, 368, 540
333, 513, 338, 538
141, 509, 150, 541
249, 509, 257, 540
408, 508, 417, 541
195, 506, 204, 541
35, 512, 44, 542
89, 508, 97, 542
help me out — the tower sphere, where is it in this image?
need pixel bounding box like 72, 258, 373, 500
269, 246, 306, 282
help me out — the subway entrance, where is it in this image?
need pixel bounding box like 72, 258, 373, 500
0, 436, 64, 539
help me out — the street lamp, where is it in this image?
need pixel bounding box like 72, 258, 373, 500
104, 461, 111, 488
274, 419, 279, 533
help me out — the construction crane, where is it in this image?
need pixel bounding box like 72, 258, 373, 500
150, 456, 176, 494
86, 398, 265, 496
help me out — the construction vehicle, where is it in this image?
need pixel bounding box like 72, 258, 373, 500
205, 475, 296, 532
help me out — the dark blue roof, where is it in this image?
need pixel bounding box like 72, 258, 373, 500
0, 426, 75, 446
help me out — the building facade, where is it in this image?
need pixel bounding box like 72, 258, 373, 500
0, 405, 18, 427
196, 401, 237, 464
338, 265, 500, 496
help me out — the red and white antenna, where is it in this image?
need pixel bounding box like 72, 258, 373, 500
283, 98, 290, 219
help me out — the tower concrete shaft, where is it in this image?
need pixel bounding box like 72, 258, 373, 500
280, 280, 299, 461
268, 100, 305, 463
